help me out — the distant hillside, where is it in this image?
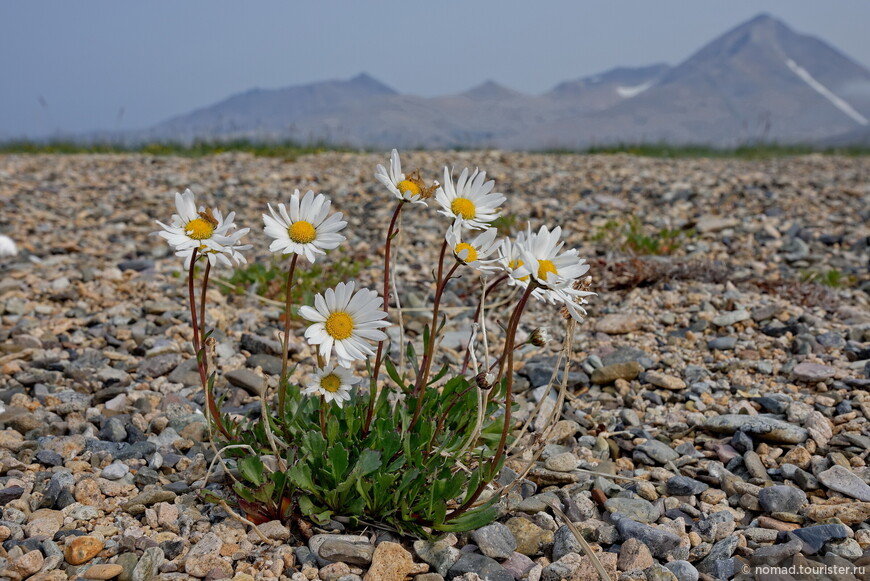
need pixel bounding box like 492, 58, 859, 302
129, 14, 870, 150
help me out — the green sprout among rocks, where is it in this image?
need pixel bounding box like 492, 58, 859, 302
153, 149, 594, 538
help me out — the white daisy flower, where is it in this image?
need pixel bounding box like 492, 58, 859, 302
298, 281, 390, 367
263, 190, 347, 263
446, 225, 502, 271
302, 363, 359, 408
154, 189, 250, 268
516, 225, 591, 289
499, 224, 595, 322
435, 166, 506, 230
375, 149, 434, 205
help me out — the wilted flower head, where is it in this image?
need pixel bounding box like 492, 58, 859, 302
263, 189, 347, 263
375, 149, 437, 205
436, 166, 506, 230
302, 364, 359, 408
298, 281, 390, 367
529, 327, 551, 347
154, 189, 250, 268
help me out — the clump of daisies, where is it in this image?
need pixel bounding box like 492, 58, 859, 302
154, 149, 593, 536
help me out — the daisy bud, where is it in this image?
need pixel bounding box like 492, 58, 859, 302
475, 372, 495, 390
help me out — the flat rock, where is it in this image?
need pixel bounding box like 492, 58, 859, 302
595, 314, 644, 335
644, 370, 686, 390
704, 414, 808, 444
614, 516, 681, 559
817, 465, 870, 501
471, 522, 516, 560
803, 502, 870, 525
591, 361, 643, 384
758, 485, 807, 514
792, 362, 837, 382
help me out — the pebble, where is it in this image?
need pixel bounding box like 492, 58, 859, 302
591, 361, 643, 384
758, 484, 807, 513
363, 542, 423, 581
665, 476, 709, 496
791, 361, 837, 382
65, 536, 104, 565
471, 523, 516, 560
817, 465, 870, 502
617, 537, 654, 571
82, 564, 125, 580
595, 314, 645, 334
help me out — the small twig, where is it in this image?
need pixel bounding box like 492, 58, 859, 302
549, 501, 613, 581
218, 499, 277, 545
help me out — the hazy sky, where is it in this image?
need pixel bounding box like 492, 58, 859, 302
2, 1, 869, 138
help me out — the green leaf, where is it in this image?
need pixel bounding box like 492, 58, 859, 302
354, 449, 382, 476
237, 456, 264, 486
328, 445, 349, 482
288, 464, 315, 491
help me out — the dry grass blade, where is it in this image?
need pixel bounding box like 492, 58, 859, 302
548, 501, 614, 581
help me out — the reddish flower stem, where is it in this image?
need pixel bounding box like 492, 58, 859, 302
364, 202, 403, 433
187, 250, 229, 439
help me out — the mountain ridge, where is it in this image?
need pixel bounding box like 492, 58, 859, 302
131, 14, 870, 149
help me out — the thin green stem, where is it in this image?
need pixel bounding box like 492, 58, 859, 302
364, 202, 404, 433
278, 254, 300, 423
319, 396, 327, 438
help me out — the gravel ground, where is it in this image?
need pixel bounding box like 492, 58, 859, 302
0, 152, 869, 581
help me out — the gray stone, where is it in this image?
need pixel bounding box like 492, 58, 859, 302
604, 497, 659, 523
246, 354, 283, 375
551, 525, 583, 562
132, 546, 163, 581
692, 511, 735, 543
704, 414, 808, 444
447, 553, 513, 581
750, 538, 802, 566
138, 353, 183, 378
791, 524, 851, 554
792, 362, 837, 382
318, 538, 374, 566
758, 485, 807, 514
697, 535, 739, 574
664, 561, 699, 581
413, 539, 461, 577
614, 516, 681, 559
666, 476, 708, 496
499, 552, 535, 579
99, 417, 128, 442
707, 336, 737, 351
471, 523, 516, 560
712, 310, 750, 327
636, 439, 679, 464
817, 465, 870, 501
544, 452, 579, 472
224, 368, 265, 396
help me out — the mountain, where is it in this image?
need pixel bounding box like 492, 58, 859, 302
132, 14, 870, 149
515, 14, 870, 148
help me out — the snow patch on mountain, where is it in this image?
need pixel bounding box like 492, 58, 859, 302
616, 81, 654, 99
786, 59, 868, 125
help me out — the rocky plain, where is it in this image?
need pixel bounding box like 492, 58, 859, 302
0, 151, 869, 581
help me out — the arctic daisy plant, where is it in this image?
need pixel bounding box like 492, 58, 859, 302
299, 281, 390, 367
159, 151, 595, 538
263, 189, 347, 263
436, 166, 506, 230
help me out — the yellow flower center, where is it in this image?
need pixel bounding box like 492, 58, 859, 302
509, 258, 529, 282
397, 179, 421, 197
185, 218, 215, 240
454, 242, 478, 263
321, 373, 342, 393
288, 220, 317, 244
451, 197, 476, 220
325, 311, 354, 340
538, 259, 558, 281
